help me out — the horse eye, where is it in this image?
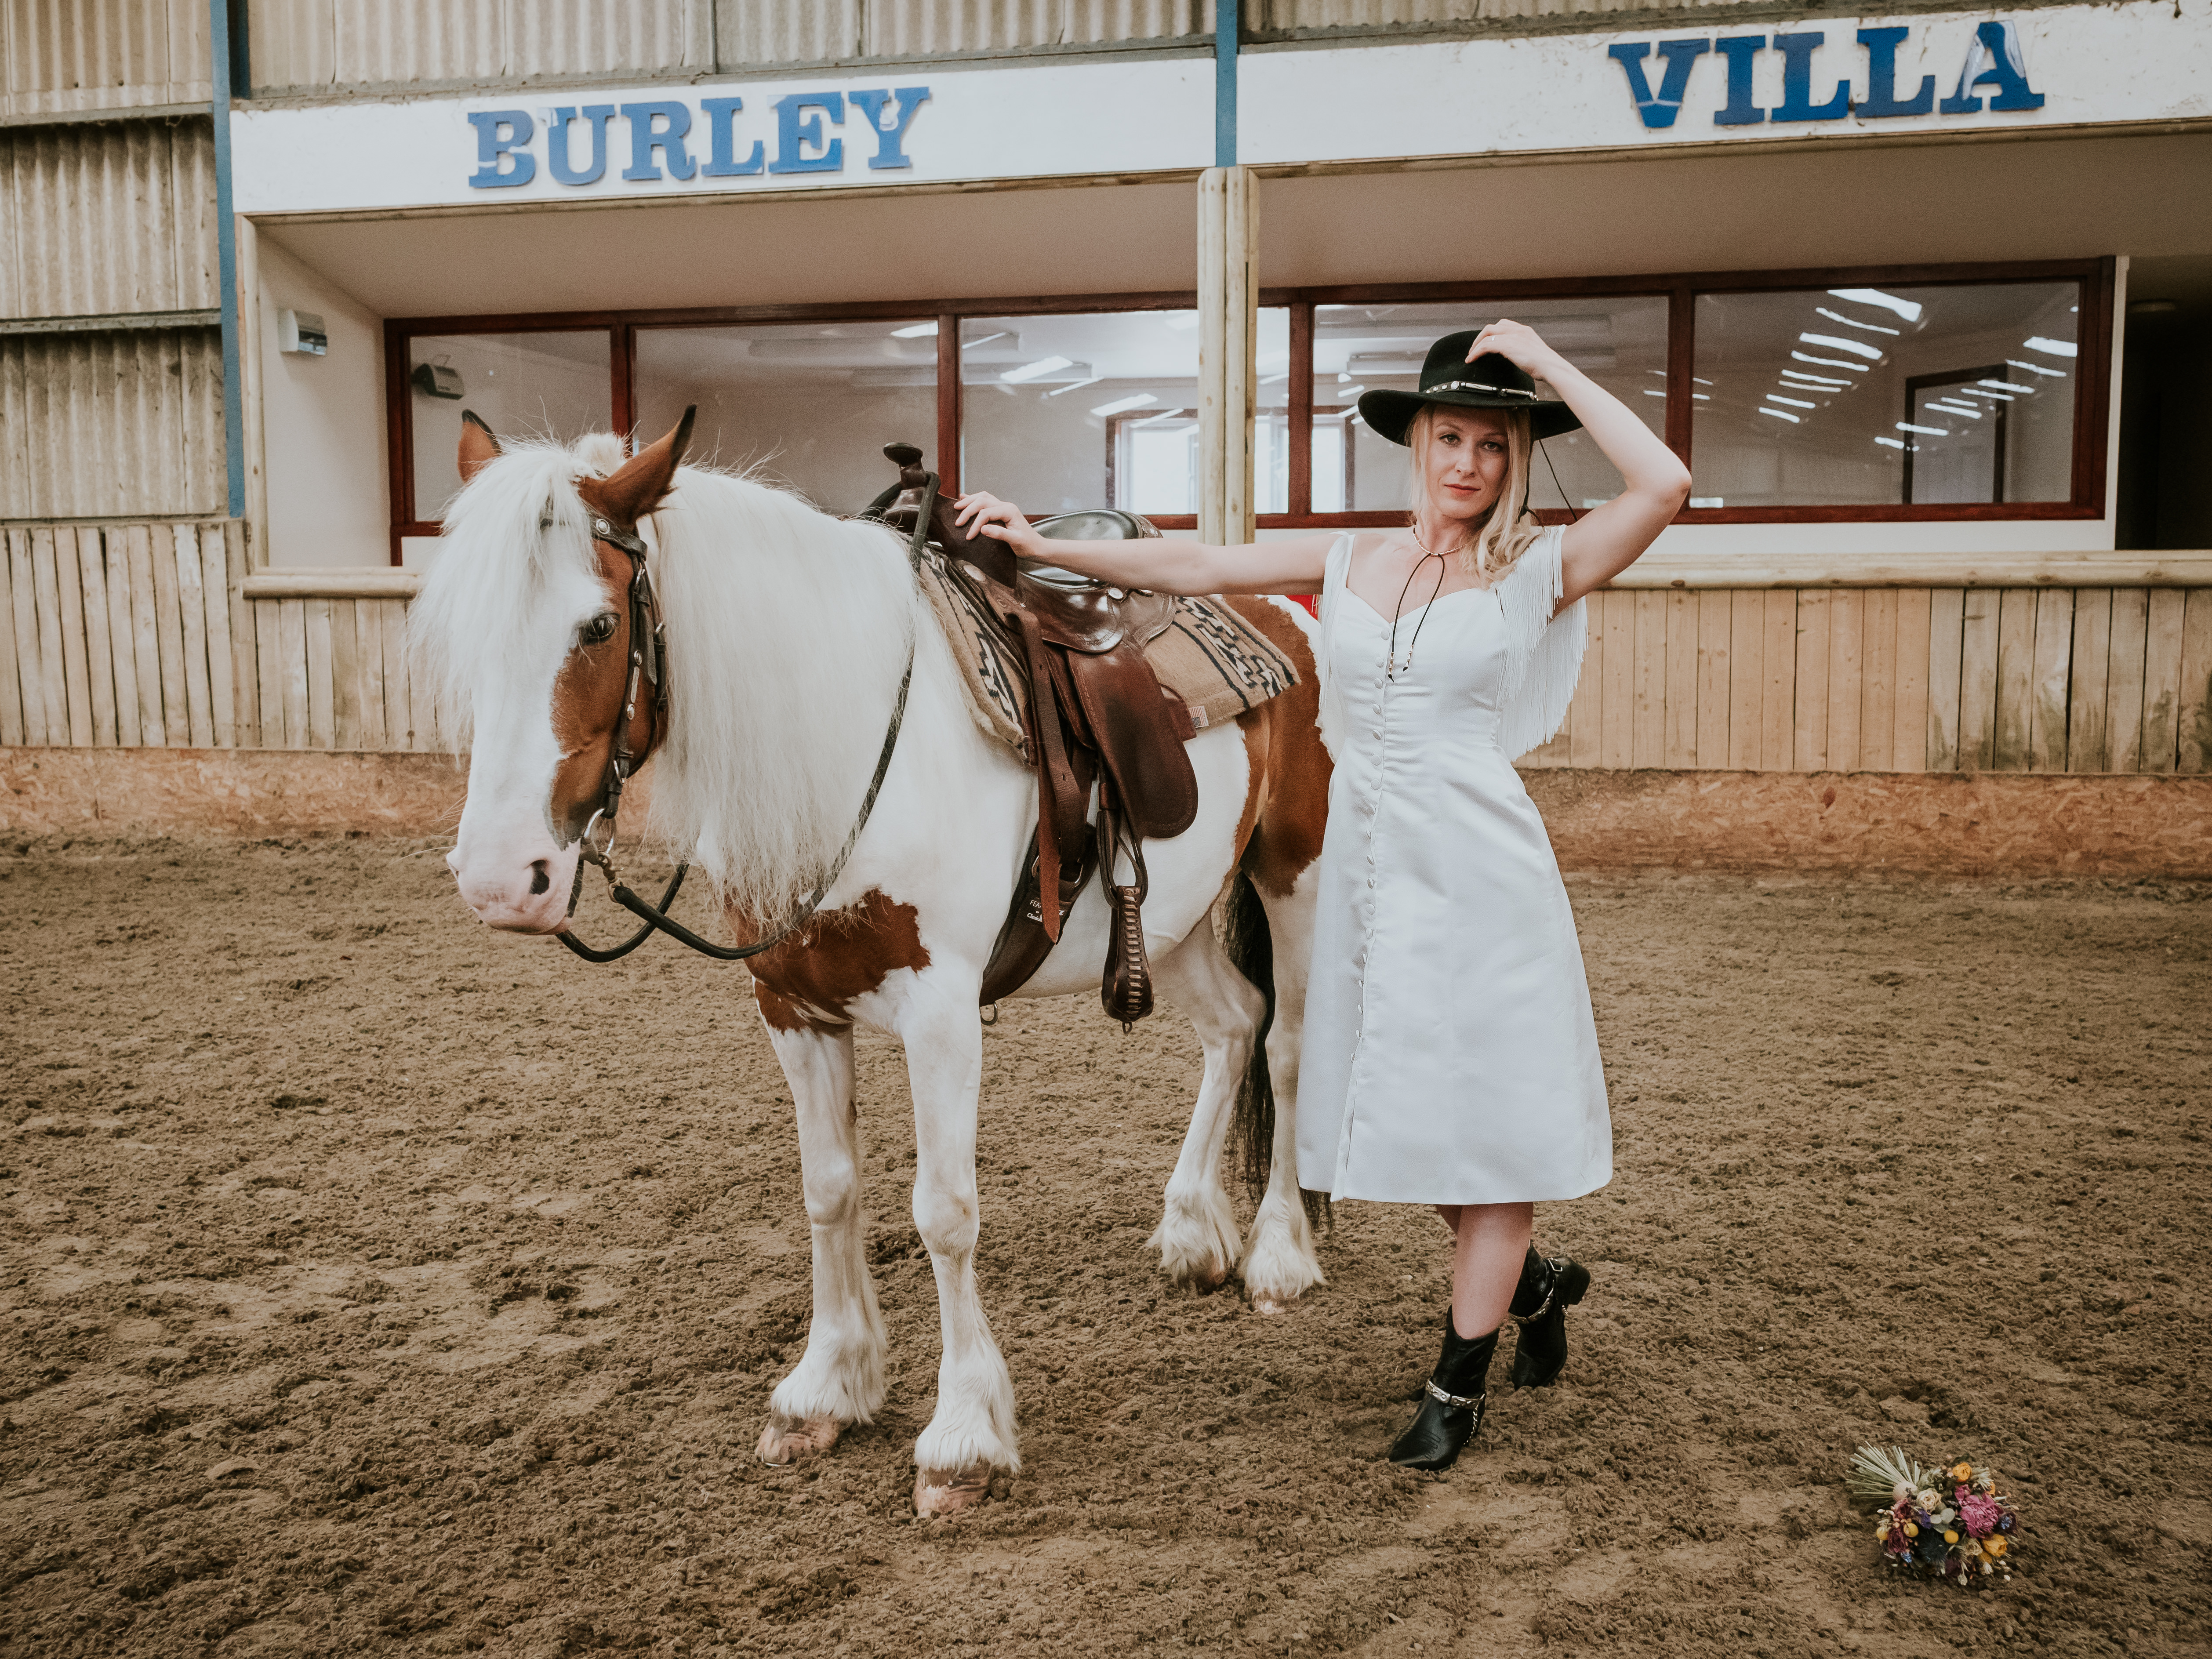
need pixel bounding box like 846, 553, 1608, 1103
581, 612, 618, 646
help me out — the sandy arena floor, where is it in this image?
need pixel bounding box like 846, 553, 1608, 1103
1, 835, 2207, 1658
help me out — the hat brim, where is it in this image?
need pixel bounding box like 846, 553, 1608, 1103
1355, 388, 1583, 446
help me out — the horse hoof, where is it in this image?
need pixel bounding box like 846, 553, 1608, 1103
756, 1416, 842, 1466
913, 1464, 994, 1517
1251, 1296, 1293, 1317
1190, 1266, 1231, 1294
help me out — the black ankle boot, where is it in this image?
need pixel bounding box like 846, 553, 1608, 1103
1387, 1311, 1498, 1471
1508, 1245, 1591, 1389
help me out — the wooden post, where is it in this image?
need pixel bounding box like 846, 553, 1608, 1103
1198, 166, 1258, 548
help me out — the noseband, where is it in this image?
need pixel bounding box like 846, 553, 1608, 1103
557, 490, 923, 965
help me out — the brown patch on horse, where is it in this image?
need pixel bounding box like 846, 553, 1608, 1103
749, 890, 931, 1032
546, 537, 649, 843
1226, 597, 1330, 897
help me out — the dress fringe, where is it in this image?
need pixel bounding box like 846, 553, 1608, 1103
1494, 526, 1588, 762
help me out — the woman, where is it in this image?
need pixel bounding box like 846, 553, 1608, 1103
954, 321, 1690, 1470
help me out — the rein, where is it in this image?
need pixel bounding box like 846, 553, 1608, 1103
556, 481, 929, 965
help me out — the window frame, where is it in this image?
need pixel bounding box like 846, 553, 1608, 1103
382, 258, 2115, 563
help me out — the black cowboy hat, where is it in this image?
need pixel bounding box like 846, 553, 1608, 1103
1357, 330, 1583, 445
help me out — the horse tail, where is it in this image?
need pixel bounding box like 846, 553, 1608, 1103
1221, 868, 1276, 1203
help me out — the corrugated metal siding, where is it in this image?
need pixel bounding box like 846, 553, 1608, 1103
2, 119, 216, 318
861, 0, 1206, 57
1, 0, 209, 120
0, 330, 224, 519
716, 0, 862, 65
508, 0, 710, 81
1246, 0, 1763, 33
252, 0, 711, 95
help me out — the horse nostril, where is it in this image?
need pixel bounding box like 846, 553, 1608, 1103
529, 861, 552, 896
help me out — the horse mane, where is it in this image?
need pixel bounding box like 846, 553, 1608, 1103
410, 434, 918, 922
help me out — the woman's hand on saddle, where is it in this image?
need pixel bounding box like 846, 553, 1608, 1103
952, 492, 1045, 561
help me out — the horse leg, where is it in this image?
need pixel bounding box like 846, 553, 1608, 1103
1146, 924, 1258, 1294
901, 997, 1020, 1516
756, 1019, 888, 1466
1239, 881, 1327, 1314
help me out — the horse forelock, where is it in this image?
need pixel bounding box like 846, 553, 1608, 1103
407, 438, 607, 748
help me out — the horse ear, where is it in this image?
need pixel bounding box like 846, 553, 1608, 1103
457, 410, 501, 484
579, 407, 695, 533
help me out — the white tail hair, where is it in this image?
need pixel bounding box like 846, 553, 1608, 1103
410, 433, 919, 922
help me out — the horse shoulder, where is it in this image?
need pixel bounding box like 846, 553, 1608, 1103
749, 888, 932, 1032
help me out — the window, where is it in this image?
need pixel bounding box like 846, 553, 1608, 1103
1691, 281, 2080, 510
633, 320, 936, 513
406, 331, 610, 520
385, 262, 2110, 561
957, 308, 1289, 521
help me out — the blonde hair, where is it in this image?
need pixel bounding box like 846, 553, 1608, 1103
1406, 405, 1543, 585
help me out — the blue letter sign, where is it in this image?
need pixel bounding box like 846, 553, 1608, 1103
547, 105, 615, 185
1607, 40, 1709, 129
770, 92, 845, 174
849, 87, 932, 169
464, 86, 931, 189
1610, 21, 2045, 131
467, 110, 535, 188
622, 101, 697, 181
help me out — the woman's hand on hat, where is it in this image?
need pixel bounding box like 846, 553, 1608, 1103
952, 491, 1043, 558
1467, 319, 1563, 380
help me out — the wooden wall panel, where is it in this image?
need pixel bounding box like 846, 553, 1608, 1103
1726, 591, 1762, 771
2143, 590, 2187, 775
199, 527, 236, 748
2107, 589, 2150, 775
1858, 589, 1896, 773
1632, 592, 1667, 768
2067, 590, 2112, 775
1957, 590, 2000, 771
0, 532, 25, 746
1793, 589, 1830, 771
1926, 588, 1965, 772
73, 530, 118, 747
1991, 589, 2038, 772
1826, 589, 1864, 772
1892, 588, 1931, 774
304, 599, 336, 751
2180, 591, 2212, 777
103, 532, 142, 748
1662, 590, 1696, 768
2028, 589, 2074, 773
1759, 590, 1794, 770
1599, 592, 1634, 769
171, 526, 215, 748
29, 531, 76, 745
1694, 591, 1729, 768
380, 598, 414, 751
123, 529, 167, 746
224, 523, 259, 750
277, 599, 309, 751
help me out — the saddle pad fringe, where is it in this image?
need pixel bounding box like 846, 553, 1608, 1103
916, 551, 1300, 762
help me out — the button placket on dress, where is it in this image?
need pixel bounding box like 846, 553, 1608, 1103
1336, 625, 1397, 1188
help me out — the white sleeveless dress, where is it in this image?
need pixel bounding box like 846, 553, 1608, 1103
1295, 528, 1612, 1206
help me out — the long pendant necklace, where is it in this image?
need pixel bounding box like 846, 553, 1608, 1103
1384, 524, 1455, 681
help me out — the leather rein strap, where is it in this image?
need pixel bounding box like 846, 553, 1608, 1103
557, 492, 925, 965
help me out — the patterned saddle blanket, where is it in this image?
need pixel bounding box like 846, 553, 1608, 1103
916, 550, 1301, 763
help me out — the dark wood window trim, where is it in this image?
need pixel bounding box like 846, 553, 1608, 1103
384, 259, 2114, 563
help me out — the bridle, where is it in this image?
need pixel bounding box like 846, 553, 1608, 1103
556, 486, 923, 965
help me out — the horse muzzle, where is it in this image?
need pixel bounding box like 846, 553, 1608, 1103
448, 840, 579, 935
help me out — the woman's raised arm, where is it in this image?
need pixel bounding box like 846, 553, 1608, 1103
950, 493, 1333, 597
1462, 321, 1692, 609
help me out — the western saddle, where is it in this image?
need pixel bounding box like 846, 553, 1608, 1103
863, 443, 1199, 1027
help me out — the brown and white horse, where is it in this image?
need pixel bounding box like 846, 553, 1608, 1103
410, 416, 1331, 1513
